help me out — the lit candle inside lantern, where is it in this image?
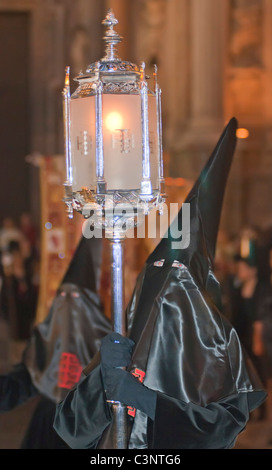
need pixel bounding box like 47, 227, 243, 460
65, 8, 164, 206
105, 112, 123, 132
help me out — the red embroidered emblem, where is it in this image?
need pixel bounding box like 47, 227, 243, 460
172, 260, 186, 268
58, 352, 83, 389
153, 259, 165, 267
127, 368, 146, 417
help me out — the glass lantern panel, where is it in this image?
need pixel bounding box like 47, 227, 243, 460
148, 95, 159, 191
103, 94, 142, 191
70, 96, 96, 192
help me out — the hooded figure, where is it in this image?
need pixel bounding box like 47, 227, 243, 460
0, 236, 111, 448
53, 118, 267, 450
22, 235, 111, 403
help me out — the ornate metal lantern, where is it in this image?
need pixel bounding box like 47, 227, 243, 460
63, 9, 165, 224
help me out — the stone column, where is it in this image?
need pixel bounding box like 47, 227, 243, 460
159, 0, 190, 148
224, 0, 271, 232
170, 0, 229, 182
131, 0, 167, 64
66, 0, 104, 76
189, 0, 228, 137
130, 0, 190, 154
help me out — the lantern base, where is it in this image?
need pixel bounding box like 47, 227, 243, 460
68, 187, 163, 212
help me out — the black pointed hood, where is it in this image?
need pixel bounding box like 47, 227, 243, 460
23, 236, 111, 403
124, 118, 266, 447
61, 236, 103, 293
148, 117, 238, 280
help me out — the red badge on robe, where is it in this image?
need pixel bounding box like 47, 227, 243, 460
58, 352, 83, 389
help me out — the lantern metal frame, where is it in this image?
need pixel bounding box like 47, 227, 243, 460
63, 10, 165, 224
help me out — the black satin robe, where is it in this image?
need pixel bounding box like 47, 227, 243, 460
0, 282, 111, 449
54, 261, 266, 449
0, 235, 112, 448
54, 118, 267, 449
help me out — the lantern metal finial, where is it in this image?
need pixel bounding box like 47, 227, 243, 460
102, 9, 123, 62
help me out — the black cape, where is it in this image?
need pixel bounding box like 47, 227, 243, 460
0, 236, 111, 448
21, 235, 111, 404
54, 118, 267, 449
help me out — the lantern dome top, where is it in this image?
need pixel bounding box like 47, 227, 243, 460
74, 9, 142, 85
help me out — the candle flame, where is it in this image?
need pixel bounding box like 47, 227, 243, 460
140, 62, 145, 81
105, 112, 123, 131
65, 66, 70, 87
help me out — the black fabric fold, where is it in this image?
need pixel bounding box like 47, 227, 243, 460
53, 119, 267, 449
61, 236, 102, 293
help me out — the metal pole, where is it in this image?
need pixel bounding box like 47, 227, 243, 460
108, 235, 128, 449
62, 66, 72, 185
110, 236, 126, 335
62, 67, 73, 219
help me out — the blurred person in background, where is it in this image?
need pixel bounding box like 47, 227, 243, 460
0, 217, 23, 254
19, 212, 38, 258
230, 255, 265, 358
0, 239, 38, 364
230, 232, 271, 420
0, 236, 111, 449
251, 233, 272, 431
214, 230, 240, 323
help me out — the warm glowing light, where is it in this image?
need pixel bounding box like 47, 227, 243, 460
236, 128, 249, 139
105, 112, 123, 131
240, 237, 250, 258
64, 66, 70, 87
165, 177, 186, 187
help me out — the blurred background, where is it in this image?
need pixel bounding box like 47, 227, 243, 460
1, 0, 272, 449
